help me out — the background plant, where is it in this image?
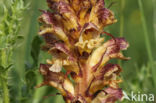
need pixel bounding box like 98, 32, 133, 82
0, 0, 28, 103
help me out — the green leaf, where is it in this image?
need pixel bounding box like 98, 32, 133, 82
0, 65, 5, 72
5, 64, 13, 71
0, 64, 12, 73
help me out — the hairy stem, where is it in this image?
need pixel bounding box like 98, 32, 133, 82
1, 50, 7, 67
0, 50, 10, 103
1, 74, 10, 103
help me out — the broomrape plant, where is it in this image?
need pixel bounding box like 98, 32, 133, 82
37, 0, 129, 103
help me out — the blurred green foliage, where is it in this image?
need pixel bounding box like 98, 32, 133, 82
0, 0, 28, 103
0, 0, 156, 103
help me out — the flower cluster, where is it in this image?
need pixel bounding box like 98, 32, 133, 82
37, 0, 129, 103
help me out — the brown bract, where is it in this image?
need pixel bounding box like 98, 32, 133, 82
37, 0, 129, 103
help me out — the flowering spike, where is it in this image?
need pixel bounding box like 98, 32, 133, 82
37, 0, 129, 103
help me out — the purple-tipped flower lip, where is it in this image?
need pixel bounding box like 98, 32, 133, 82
54, 43, 76, 61
101, 64, 121, 75
103, 87, 123, 102
106, 38, 129, 50
115, 38, 129, 50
